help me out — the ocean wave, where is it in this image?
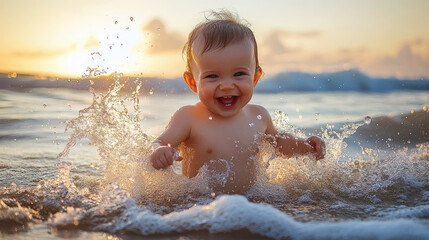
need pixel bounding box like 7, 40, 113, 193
49, 194, 429, 240
257, 70, 429, 92
352, 109, 429, 146
376, 204, 429, 220
2, 177, 428, 239
2, 70, 429, 93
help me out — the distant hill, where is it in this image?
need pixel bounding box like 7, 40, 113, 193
1, 70, 428, 93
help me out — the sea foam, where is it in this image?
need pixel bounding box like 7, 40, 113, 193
50, 194, 429, 239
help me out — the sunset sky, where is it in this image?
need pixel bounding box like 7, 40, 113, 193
1, 0, 428, 79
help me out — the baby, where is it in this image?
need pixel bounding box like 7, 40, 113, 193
148, 11, 325, 194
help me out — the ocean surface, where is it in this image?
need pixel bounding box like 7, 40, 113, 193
1, 75, 428, 239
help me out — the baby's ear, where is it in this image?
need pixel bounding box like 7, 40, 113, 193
183, 72, 198, 93
253, 67, 262, 87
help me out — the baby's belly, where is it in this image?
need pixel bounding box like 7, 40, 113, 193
181, 147, 257, 194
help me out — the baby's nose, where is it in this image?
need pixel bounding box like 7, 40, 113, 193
219, 78, 234, 90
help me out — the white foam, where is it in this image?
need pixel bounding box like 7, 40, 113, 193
97, 195, 429, 239
50, 207, 86, 226
377, 205, 429, 220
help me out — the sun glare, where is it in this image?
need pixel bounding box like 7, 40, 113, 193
62, 20, 144, 78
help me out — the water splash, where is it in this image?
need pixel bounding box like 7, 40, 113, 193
54, 71, 216, 208
55, 71, 429, 206
57, 71, 152, 192
256, 111, 429, 204
1, 72, 428, 238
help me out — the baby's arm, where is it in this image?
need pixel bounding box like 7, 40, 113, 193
271, 133, 325, 160
263, 109, 325, 160
148, 106, 192, 169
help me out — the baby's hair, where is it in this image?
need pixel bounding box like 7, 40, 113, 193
183, 10, 260, 73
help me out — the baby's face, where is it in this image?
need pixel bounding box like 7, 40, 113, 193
190, 38, 258, 118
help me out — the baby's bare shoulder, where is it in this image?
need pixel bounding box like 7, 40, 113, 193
176, 105, 194, 113
172, 103, 205, 122
246, 104, 276, 134
175, 104, 200, 116
246, 104, 270, 116
168, 105, 195, 124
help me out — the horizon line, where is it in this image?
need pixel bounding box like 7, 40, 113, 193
1, 69, 429, 81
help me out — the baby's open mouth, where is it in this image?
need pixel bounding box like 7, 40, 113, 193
217, 96, 237, 107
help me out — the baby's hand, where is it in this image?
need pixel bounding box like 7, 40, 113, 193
149, 146, 182, 169
305, 136, 326, 160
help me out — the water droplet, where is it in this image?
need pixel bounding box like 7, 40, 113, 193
364, 116, 371, 125
91, 52, 102, 56
8, 72, 17, 78
249, 123, 254, 127
130, 17, 134, 21
109, 46, 112, 49
114, 21, 118, 24
209, 116, 213, 120
149, 88, 154, 95
43, 104, 47, 108
257, 115, 262, 120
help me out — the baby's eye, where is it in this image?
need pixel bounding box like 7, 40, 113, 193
234, 72, 247, 77
205, 74, 218, 79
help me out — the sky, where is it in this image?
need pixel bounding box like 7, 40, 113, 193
1, 0, 429, 79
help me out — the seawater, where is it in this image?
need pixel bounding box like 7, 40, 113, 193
0, 75, 428, 240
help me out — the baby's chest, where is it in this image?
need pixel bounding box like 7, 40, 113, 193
188, 122, 264, 158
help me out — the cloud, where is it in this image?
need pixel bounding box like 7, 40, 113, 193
260, 32, 429, 79
262, 32, 299, 54
142, 18, 185, 54
12, 43, 78, 58
261, 29, 321, 55
367, 38, 429, 78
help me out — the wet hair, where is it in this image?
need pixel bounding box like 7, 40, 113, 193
183, 10, 260, 73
